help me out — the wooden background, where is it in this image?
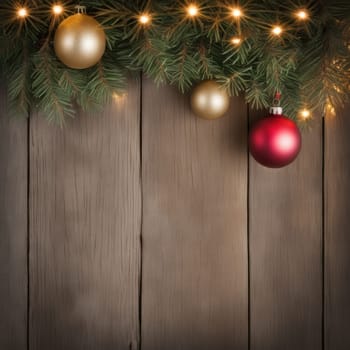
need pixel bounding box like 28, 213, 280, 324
0, 78, 349, 350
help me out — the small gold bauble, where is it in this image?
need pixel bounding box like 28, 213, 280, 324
190, 80, 230, 119
54, 14, 106, 69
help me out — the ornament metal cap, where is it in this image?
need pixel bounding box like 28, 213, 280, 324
269, 106, 283, 115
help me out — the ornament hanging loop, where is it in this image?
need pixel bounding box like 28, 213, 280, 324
272, 91, 282, 107
270, 92, 283, 115
75, 5, 86, 14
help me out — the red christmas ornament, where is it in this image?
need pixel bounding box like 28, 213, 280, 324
249, 106, 302, 168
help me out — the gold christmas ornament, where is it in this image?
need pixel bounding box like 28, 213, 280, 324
190, 81, 230, 119
54, 12, 106, 69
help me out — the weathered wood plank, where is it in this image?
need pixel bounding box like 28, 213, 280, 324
325, 106, 350, 350
0, 89, 28, 350
249, 111, 323, 350
29, 81, 141, 350
141, 79, 248, 350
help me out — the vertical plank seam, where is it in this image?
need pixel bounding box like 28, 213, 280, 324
322, 116, 325, 350
26, 113, 30, 350
137, 74, 144, 350
247, 104, 251, 350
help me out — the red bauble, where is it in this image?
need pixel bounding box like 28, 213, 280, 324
249, 110, 301, 168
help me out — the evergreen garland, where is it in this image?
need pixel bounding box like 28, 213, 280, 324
0, 0, 349, 124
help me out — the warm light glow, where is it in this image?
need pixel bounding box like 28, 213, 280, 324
231, 7, 242, 18
17, 7, 28, 18
326, 103, 336, 117
139, 13, 151, 24
271, 25, 283, 36
113, 92, 127, 103
296, 10, 309, 20
300, 109, 311, 120
333, 84, 342, 93
52, 4, 64, 15
187, 4, 199, 17
231, 36, 242, 45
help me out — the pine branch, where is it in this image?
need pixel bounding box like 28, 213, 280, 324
32, 47, 75, 125
6, 41, 32, 118
0, 0, 349, 123
81, 58, 126, 112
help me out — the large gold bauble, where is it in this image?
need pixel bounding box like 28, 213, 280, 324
54, 14, 106, 69
190, 80, 230, 119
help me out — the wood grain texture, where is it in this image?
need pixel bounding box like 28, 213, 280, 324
249, 111, 323, 350
0, 89, 28, 350
141, 79, 248, 350
325, 106, 350, 350
29, 80, 141, 350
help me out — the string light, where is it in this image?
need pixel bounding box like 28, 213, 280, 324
326, 102, 336, 117
187, 4, 199, 17
271, 25, 283, 36
52, 4, 64, 15
139, 13, 151, 25
333, 84, 342, 93
113, 92, 127, 103
17, 7, 28, 18
296, 9, 309, 20
231, 36, 242, 46
300, 108, 311, 120
231, 7, 242, 18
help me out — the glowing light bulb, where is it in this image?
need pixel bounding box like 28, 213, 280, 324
187, 4, 199, 17
17, 7, 28, 18
272, 26, 283, 36
113, 92, 127, 102
231, 36, 242, 45
296, 10, 309, 20
52, 5, 64, 15
333, 84, 341, 93
231, 8, 242, 18
326, 103, 336, 117
139, 13, 151, 24
300, 109, 311, 120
